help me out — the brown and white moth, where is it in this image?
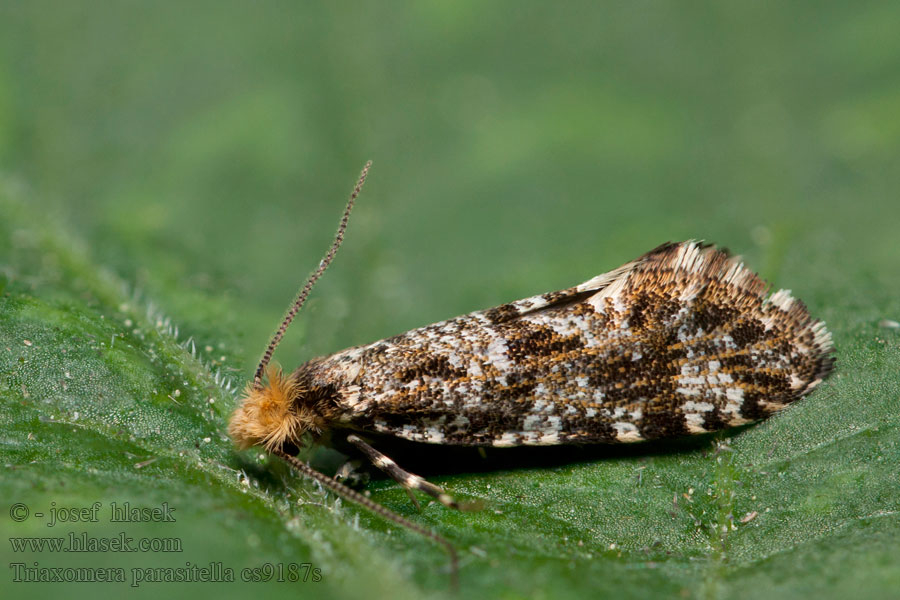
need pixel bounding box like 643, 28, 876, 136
229, 162, 834, 586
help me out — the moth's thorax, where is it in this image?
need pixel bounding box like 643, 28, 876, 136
228, 351, 364, 451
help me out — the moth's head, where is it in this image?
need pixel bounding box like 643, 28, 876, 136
228, 368, 314, 451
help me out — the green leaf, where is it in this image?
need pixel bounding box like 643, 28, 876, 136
2, 171, 899, 599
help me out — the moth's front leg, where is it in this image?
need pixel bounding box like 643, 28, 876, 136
334, 458, 371, 488
345, 434, 463, 510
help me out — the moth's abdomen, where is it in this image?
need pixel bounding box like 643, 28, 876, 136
340, 242, 834, 447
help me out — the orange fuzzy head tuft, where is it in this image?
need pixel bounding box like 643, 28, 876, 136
228, 368, 307, 451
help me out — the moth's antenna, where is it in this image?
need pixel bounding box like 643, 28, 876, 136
253, 161, 372, 388
271, 447, 459, 590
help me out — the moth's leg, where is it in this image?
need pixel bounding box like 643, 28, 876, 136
403, 487, 423, 511
345, 434, 461, 510
334, 458, 370, 489
337, 456, 420, 509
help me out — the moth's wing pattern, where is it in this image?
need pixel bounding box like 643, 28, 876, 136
321, 241, 834, 446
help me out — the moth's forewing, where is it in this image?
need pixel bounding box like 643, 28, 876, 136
295, 242, 834, 447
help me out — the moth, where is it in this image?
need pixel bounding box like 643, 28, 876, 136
228, 162, 835, 586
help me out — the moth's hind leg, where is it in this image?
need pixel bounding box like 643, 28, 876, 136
346, 434, 464, 511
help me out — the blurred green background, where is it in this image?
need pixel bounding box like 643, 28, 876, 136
1, 3, 898, 600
